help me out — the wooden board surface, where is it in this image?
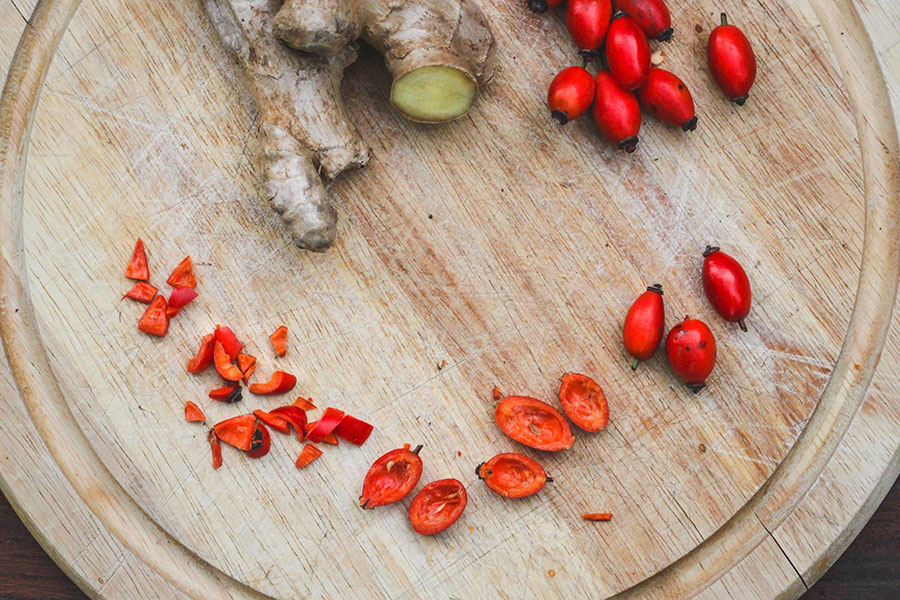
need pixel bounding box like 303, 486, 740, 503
1, 1, 899, 599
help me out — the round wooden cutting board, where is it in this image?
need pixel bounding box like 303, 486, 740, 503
2, 0, 899, 598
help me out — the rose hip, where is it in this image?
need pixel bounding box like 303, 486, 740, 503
665, 317, 716, 393
566, 0, 613, 57
495, 396, 575, 451
612, 0, 673, 42
558, 372, 609, 432
605, 12, 651, 91
360, 444, 423, 508
707, 13, 757, 105
476, 453, 548, 498
636, 68, 698, 131
548, 66, 596, 124
407, 479, 467, 535
593, 71, 641, 152
702, 246, 752, 331
623, 283, 665, 369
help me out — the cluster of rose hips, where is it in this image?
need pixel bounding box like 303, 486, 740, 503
623, 246, 752, 393
535, 0, 757, 152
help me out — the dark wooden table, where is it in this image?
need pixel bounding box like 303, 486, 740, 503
1, 478, 898, 599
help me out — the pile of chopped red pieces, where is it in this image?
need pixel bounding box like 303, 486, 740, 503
121, 239, 373, 470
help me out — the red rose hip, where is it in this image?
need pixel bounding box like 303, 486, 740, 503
566, 0, 613, 56
476, 453, 548, 498
548, 66, 596, 124
593, 71, 641, 152
665, 317, 716, 393
623, 283, 665, 369
558, 372, 609, 432
702, 245, 752, 330
612, 0, 673, 42
707, 13, 757, 105
408, 479, 467, 535
605, 12, 651, 90
495, 396, 575, 451
636, 68, 697, 131
360, 445, 423, 508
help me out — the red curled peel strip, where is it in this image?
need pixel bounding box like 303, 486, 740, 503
168, 287, 198, 309
187, 334, 215, 373
333, 415, 374, 446
292, 397, 316, 410
208, 430, 223, 470
269, 406, 308, 441
214, 325, 242, 359
253, 409, 291, 435
269, 325, 288, 357
249, 370, 296, 395
214, 341, 243, 381
306, 407, 344, 443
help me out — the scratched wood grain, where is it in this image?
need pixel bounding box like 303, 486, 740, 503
0, 0, 898, 599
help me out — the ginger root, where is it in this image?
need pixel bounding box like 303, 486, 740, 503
204, 0, 495, 251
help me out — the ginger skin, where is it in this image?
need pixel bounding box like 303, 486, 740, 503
204, 0, 495, 251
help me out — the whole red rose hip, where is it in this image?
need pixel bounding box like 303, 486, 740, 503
665, 317, 716, 393
593, 70, 642, 152
702, 245, 752, 331
636, 68, 698, 131
707, 13, 757, 105
566, 0, 613, 57
548, 66, 596, 124
623, 283, 665, 369
605, 12, 651, 91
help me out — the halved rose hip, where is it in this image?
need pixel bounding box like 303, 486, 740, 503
558, 372, 609, 432
360, 444, 423, 508
494, 396, 574, 451
476, 453, 548, 498
408, 478, 467, 535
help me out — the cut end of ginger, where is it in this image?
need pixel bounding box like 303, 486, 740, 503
391, 65, 478, 123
